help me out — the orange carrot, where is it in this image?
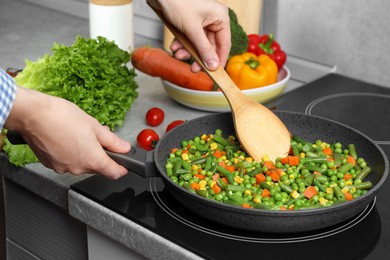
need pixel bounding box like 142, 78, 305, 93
190, 182, 200, 190
241, 203, 252, 208
255, 173, 266, 184
171, 148, 178, 153
221, 177, 229, 185
211, 183, 222, 194
344, 192, 353, 201
131, 47, 214, 91
263, 161, 275, 170
194, 173, 205, 180
267, 171, 279, 182
261, 188, 270, 198
347, 155, 356, 166
323, 147, 333, 156
212, 174, 220, 181
344, 173, 353, 181
225, 165, 235, 172
288, 156, 300, 166
279, 157, 289, 164
304, 186, 318, 199
213, 149, 222, 158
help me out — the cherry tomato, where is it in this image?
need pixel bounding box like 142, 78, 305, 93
146, 107, 165, 127
166, 120, 185, 132
137, 129, 160, 151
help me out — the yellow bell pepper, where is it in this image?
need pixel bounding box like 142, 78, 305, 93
225, 52, 278, 90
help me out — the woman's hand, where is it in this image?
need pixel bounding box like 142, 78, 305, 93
158, 0, 231, 72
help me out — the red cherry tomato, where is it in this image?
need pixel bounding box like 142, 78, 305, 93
146, 107, 165, 126
137, 129, 160, 151
166, 120, 185, 132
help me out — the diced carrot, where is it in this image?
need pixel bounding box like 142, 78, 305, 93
212, 174, 220, 181
213, 149, 222, 158
267, 171, 279, 182
313, 171, 321, 176
255, 173, 266, 184
171, 148, 178, 153
347, 155, 356, 166
303, 186, 318, 199
288, 156, 300, 166
279, 206, 287, 211
194, 173, 205, 180
221, 177, 228, 185
263, 161, 275, 170
241, 203, 253, 208
211, 183, 222, 194
327, 157, 334, 162
186, 143, 192, 149
344, 192, 353, 201
276, 168, 283, 176
279, 157, 289, 164
181, 149, 189, 154
225, 165, 235, 172
323, 147, 333, 156
344, 173, 353, 181
261, 188, 270, 198
190, 182, 200, 190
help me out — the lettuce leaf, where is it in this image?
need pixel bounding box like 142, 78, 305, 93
4, 36, 139, 166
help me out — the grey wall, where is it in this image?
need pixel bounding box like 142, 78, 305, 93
263, 0, 390, 88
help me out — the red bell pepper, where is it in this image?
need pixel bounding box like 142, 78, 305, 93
247, 33, 287, 70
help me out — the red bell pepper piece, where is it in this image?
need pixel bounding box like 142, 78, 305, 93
247, 33, 287, 70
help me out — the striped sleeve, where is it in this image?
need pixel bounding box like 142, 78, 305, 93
0, 68, 17, 129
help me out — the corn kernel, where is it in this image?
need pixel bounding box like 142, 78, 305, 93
346, 180, 353, 186
181, 153, 189, 161
342, 187, 349, 193
201, 134, 207, 140
244, 190, 252, 196
262, 155, 270, 161
245, 157, 253, 163
199, 180, 207, 189
319, 197, 328, 205
291, 190, 300, 199
253, 197, 261, 204
326, 187, 334, 194
210, 142, 218, 150
289, 174, 295, 180
210, 181, 217, 188
234, 176, 243, 184
192, 165, 199, 171
288, 205, 295, 210
300, 152, 306, 158
233, 158, 239, 164
279, 171, 286, 176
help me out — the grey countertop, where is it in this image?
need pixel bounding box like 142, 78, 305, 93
0, 0, 335, 259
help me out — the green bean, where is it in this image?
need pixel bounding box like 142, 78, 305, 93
247, 167, 262, 177
305, 157, 328, 164
280, 183, 294, 194
356, 166, 371, 181
204, 156, 213, 171
165, 162, 173, 177
313, 179, 326, 192
181, 160, 192, 171
291, 142, 300, 156
333, 186, 345, 201
227, 193, 246, 205
216, 166, 234, 184
315, 175, 328, 183
303, 174, 315, 186
217, 178, 227, 190
338, 163, 354, 174
260, 182, 272, 190
196, 189, 209, 198
213, 134, 231, 147
349, 181, 373, 190
348, 144, 358, 160
227, 184, 247, 192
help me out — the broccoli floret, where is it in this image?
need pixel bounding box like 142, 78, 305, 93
228, 8, 248, 58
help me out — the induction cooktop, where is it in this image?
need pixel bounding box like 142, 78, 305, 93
72, 73, 390, 259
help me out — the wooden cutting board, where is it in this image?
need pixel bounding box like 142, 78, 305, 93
163, 0, 263, 51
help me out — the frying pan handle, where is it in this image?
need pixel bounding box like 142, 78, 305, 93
6, 130, 158, 178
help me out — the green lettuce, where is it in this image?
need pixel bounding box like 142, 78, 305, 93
4, 36, 139, 166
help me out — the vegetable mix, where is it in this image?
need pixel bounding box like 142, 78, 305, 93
165, 130, 373, 211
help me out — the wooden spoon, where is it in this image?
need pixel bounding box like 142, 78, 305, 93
147, 0, 290, 162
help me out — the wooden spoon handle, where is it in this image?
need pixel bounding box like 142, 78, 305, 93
146, 0, 245, 109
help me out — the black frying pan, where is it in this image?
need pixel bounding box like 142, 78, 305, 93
7, 111, 389, 233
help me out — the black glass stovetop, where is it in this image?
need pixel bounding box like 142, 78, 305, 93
71, 74, 390, 260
